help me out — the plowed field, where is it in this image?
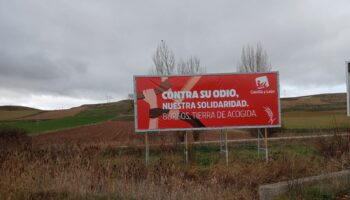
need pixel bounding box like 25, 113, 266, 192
35, 121, 138, 145
34, 121, 253, 146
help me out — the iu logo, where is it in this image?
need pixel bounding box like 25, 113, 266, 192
255, 76, 269, 89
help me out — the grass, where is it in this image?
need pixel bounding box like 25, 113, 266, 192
282, 102, 346, 112
0, 140, 346, 200
275, 180, 350, 200
282, 110, 350, 130
273, 133, 350, 200
3, 192, 137, 200
83, 196, 136, 200
0, 115, 113, 135
280, 93, 350, 130
0, 100, 132, 135
101, 140, 323, 168
1, 129, 350, 200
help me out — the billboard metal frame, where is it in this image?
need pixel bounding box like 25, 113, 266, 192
133, 71, 281, 133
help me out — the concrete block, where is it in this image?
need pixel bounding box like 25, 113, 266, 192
259, 170, 350, 200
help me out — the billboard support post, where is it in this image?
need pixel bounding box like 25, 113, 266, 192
220, 130, 224, 152
264, 128, 269, 162
184, 131, 188, 165
257, 129, 261, 156
225, 129, 228, 166
145, 132, 149, 166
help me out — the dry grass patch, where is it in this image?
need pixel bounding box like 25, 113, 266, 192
1, 129, 349, 200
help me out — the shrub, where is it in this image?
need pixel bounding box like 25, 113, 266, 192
0, 128, 31, 151
315, 132, 350, 159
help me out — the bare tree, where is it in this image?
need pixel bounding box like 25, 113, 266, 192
238, 43, 271, 73
152, 40, 176, 75
127, 93, 134, 100
238, 43, 272, 140
177, 56, 204, 75
177, 56, 204, 142
151, 41, 206, 142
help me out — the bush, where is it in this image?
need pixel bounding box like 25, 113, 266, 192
247, 127, 283, 138
315, 131, 350, 159
193, 130, 201, 141
0, 128, 31, 150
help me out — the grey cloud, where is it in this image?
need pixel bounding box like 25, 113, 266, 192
0, 0, 350, 108
0, 53, 63, 80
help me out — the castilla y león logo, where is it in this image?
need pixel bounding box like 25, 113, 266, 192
255, 76, 269, 89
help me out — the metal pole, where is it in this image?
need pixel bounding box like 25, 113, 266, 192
257, 129, 260, 156
220, 129, 224, 152
185, 131, 188, 165
265, 128, 269, 162
225, 129, 228, 166
145, 132, 149, 166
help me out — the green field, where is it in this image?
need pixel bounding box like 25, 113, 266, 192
0, 100, 132, 135
282, 93, 350, 130
282, 110, 350, 130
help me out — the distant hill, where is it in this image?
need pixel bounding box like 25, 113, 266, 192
0, 105, 40, 111
281, 93, 348, 130
0, 93, 348, 134
0, 100, 133, 135
0, 106, 41, 121
281, 93, 346, 112
80, 99, 133, 111
2, 93, 345, 118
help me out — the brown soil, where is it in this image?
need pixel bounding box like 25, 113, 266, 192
21, 107, 85, 120
34, 121, 253, 146
35, 121, 137, 145
0, 110, 41, 121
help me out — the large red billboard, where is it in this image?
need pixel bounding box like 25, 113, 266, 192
134, 72, 280, 132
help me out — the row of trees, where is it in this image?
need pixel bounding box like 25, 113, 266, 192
152, 40, 271, 75
238, 43, 271, 73
152, 40, 205, 76
152, 40, 204, 142
149, 41, 271, 142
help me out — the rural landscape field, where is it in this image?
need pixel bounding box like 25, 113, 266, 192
2, 1, 350, 200
1, 93, 350, 200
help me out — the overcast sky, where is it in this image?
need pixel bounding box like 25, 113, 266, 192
0, 0, 349, 110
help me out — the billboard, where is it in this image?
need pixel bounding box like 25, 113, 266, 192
134, 72, 281, 132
